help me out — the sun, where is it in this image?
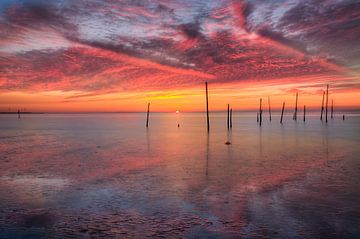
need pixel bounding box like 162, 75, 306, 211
175, 110, 180, 114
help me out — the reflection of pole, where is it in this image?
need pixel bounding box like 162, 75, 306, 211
206, 133, 209, 177
268, 96, 272, 121
18, 109, 20, 119
280, 102, 285, 124
325, 84, 329, 123
146, 103, 150, 128
320, 91, 325, 121
205, 82, 210, 132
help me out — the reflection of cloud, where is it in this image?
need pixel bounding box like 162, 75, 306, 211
1, 175, 70, 188
1, 175, 71, 204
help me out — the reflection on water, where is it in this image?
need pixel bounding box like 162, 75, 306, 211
0, 112, 359, 238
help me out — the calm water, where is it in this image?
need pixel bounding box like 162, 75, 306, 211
0, 112, 359, 238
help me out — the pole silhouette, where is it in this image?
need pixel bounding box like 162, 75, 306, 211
303, 105, 306, 122
205, 82, 210, 132
146, 103, 150, 128
230, 108, 233, 128
293, 93, 298, 121
331, 99, 334, 119
259, 98, 262, 126
325, 84, 329, 123
280, 102, 285, 124
320, 91, 325, 121
227, 104, 230, 129
268, 96, 272, 121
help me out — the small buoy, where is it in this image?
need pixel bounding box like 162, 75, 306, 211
225, 141, 231, 145
177, 124, 180, 127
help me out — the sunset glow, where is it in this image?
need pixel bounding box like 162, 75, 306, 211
0, 0, 359, 112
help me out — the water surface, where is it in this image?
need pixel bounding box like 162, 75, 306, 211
0, 112, 359, 238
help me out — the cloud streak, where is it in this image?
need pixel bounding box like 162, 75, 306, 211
0, 0, 359, 110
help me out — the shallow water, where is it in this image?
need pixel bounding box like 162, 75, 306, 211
0, 112, 359, 238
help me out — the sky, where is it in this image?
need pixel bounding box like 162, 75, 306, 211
0, 0, 359, 112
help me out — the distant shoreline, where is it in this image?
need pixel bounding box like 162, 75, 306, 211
0, 109, 360, 115
0, 109, 359, 114
0, 112, 44, 114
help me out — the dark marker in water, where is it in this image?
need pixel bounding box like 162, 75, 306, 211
280, 102, 285, 124
320, 91, 325, 121
205, 82, 210, 132
146, 103, 150, 128
293, 92, 298, 121
259, 98, 262, 126
227, 104, 230, 129
268, 96, 272, 121
325, 84, 329, 123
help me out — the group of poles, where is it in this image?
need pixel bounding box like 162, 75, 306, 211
145, 82, 339, 130
255, 84, 335, 127
204, 82, 338, 132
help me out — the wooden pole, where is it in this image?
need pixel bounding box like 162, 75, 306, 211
205, 82, 210, 132
230, 108, 233, 128
303, 105, 306, 122
320, 91, 325, 121
293, 93, 298, 121
146, 103, 150, 128
257, 112, 259, 122
268, 96, 272, 121
227, 104, 230, 129
331, 99, 333, 119
259, 98, 262, 126
325, 84, 329, 123
280, 102, 285, 124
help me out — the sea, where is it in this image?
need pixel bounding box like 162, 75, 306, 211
0, 111, 359, 238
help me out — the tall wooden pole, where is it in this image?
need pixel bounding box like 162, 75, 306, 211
293, 92, 298, 121
146, 103, 150, 128
303, 105, 306, 122
325, 84, 329, 123
227, 104, 230, 129
331, 99, 333, 119
268, 96, 272, 121
205, 82, 210, 132
320, 91, 325, 121
280, 102, 285, 124
230, 108, 233, 128
259, 98, 262, 126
